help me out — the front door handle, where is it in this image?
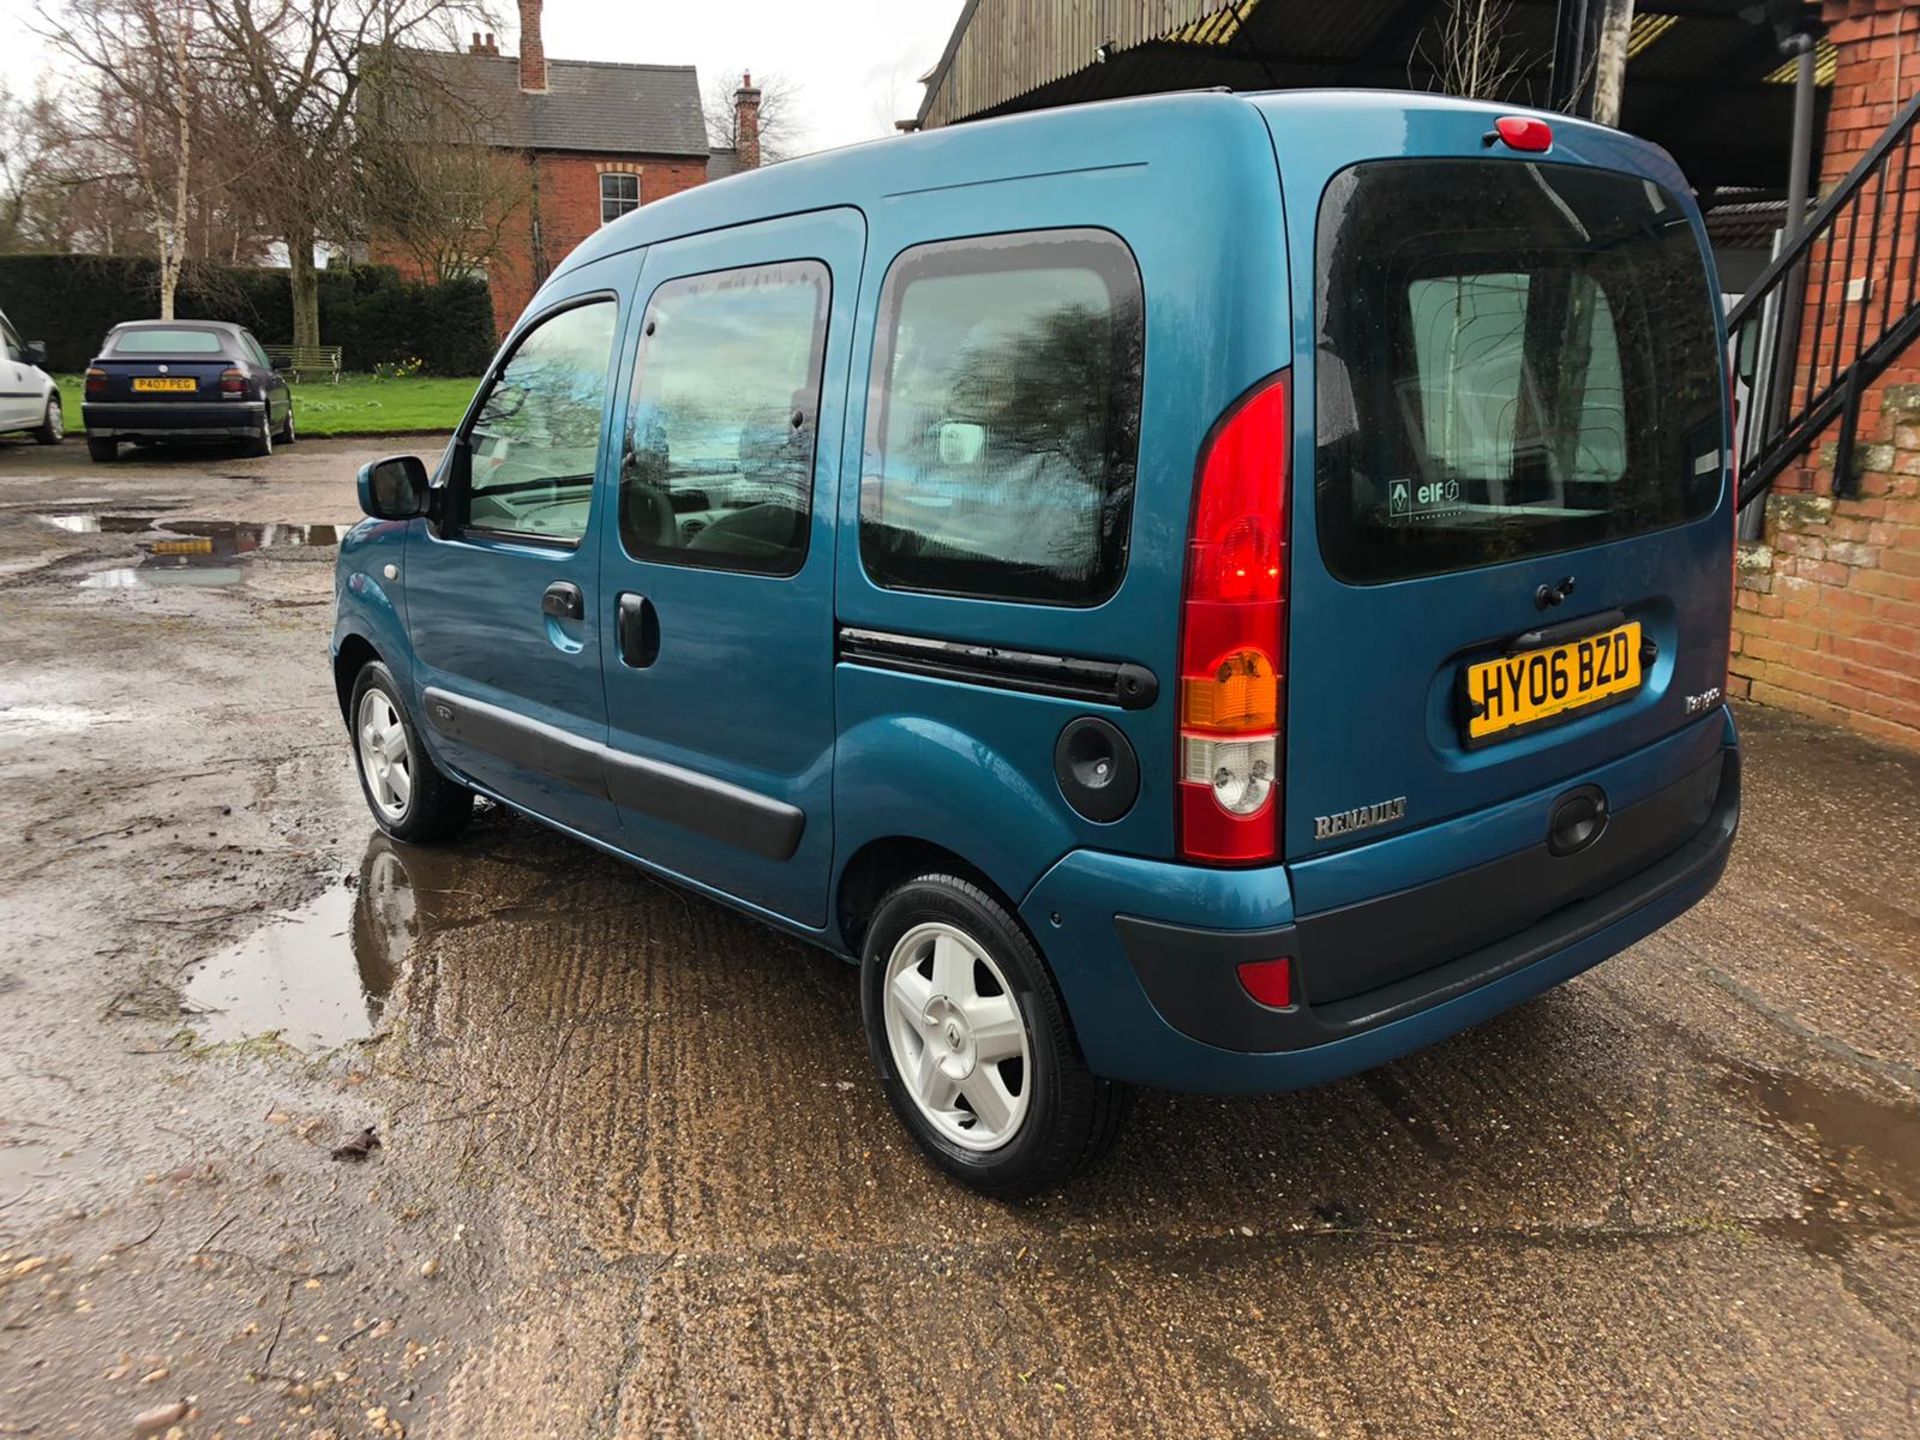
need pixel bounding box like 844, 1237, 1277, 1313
542, 581, 584, 621
617, 592, 661, 669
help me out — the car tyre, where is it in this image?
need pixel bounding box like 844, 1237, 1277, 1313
247, 421, 273, 459
86, 434, 117, 463
34, 395, 63, 445
349, 660, 473, 844
276, 402, 295, 445
861, 873, 1130, 1198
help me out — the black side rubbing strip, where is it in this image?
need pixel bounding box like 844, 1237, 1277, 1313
601, 751, 804, 862
421, 687, 804, 861
423, 686, 606, 796
836, 627, 1158, 710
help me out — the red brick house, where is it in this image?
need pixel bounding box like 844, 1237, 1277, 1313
1728, 1, 1920, 751
373, 0, 761, 333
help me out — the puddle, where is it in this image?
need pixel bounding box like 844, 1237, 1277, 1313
1722, 1061, 1920, 1259
40, 513, 168, 534
185, 835, 443, 1050
43, 515, 341, 589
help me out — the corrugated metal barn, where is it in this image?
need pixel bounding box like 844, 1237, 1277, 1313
912, 1, 1832, 198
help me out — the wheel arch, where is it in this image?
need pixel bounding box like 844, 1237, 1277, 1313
333, 632, 383, 724
835, 837, 1009, 958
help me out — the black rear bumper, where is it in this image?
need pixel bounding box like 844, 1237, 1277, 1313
1119, 747, 1740, 1053
84, 401, 265, 439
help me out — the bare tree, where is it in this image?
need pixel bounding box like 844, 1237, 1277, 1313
1591, 0, 1636, 127
198, 0, 489, 346
1421, 0, 1530, 101
356, 51, 530, 283
703, 68, 804, 164
38, 0, 208, 315
0, 83, 75, 253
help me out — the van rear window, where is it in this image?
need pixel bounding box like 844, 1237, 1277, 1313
1313, 160, 1723, 585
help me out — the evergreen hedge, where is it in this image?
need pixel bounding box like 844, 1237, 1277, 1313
0, 255, 494, 374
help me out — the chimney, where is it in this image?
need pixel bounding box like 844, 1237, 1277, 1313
469, 31, 498, 56
517, 0, 548, 92
734, 71, 762, 169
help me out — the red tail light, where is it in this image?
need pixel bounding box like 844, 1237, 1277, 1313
220, 368, 247, 398
85, 367, 106, 396
1177, 371, 1289, 865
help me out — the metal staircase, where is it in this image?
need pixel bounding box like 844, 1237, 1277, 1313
1729, 89, 1920, 509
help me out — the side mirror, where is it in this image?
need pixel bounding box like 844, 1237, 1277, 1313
23, 340, 47, 368
357, 455, 430, 521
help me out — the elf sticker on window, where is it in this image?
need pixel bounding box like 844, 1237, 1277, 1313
1386, 477, 1465, 524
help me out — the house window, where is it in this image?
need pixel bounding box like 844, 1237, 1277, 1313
600, 172, 640, 224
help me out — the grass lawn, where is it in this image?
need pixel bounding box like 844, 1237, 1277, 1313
57, 373, 480, 439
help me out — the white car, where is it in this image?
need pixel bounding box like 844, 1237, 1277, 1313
0, 307, 63, 445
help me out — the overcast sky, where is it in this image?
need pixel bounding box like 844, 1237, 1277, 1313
0, 0, 963, 153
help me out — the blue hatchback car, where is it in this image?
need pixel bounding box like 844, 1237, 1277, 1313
333, 91, 1739, 1195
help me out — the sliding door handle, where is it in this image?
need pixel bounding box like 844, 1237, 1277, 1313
541, 581, 584, 621
617, 592, 661, 669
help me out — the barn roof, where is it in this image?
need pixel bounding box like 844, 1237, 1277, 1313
913, 0, 1830, 195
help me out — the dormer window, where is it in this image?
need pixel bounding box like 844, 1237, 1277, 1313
600, 172, 640, 224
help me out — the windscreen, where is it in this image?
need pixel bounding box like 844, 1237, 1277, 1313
1314, 159, 1723, 584
110, 328, 227, 355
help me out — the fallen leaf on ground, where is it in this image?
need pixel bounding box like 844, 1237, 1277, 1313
330, 1127, 380, 1161
132, 1398, 194, 1436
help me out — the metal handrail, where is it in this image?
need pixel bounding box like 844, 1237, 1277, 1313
1729, 89, 1920, 510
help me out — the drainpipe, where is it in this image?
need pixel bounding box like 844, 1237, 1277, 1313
1782, 30, 1816, 245
1767, 27, 1817, 453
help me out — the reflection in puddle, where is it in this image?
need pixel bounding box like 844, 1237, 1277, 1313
40, 513, 166, 534
185, 834, 440, 1050
80, 566, 245, 590
42, 515, 341, 589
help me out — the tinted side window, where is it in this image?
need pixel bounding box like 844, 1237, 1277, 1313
860, 230, 1143, 606
461, 299, 618, 546
619, 260, 829, 576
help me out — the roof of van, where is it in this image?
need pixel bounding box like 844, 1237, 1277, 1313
546, 87, 1681, 295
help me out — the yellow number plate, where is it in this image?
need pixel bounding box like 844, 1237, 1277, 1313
1465, 620, 1643, 744
132, 377, 198, 392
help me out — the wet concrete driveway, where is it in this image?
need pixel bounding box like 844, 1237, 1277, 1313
1, 437, 1917, 1437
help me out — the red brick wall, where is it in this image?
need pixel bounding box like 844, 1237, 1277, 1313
371, 148, 709, 341
1729, 0, 1920, 750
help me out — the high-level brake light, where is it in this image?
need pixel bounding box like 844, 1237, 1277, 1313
1493, 116, 1553, 152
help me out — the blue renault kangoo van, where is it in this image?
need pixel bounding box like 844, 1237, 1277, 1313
333, 91, 1739, 1195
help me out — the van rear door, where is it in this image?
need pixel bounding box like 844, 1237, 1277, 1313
1283, 150, 1730, 870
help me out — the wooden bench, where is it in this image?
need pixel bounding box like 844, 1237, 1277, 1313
262, 344, 343, 384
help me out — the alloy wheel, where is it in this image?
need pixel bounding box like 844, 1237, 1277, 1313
882, 920, 1032, 1151
356, 689, 414, 822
